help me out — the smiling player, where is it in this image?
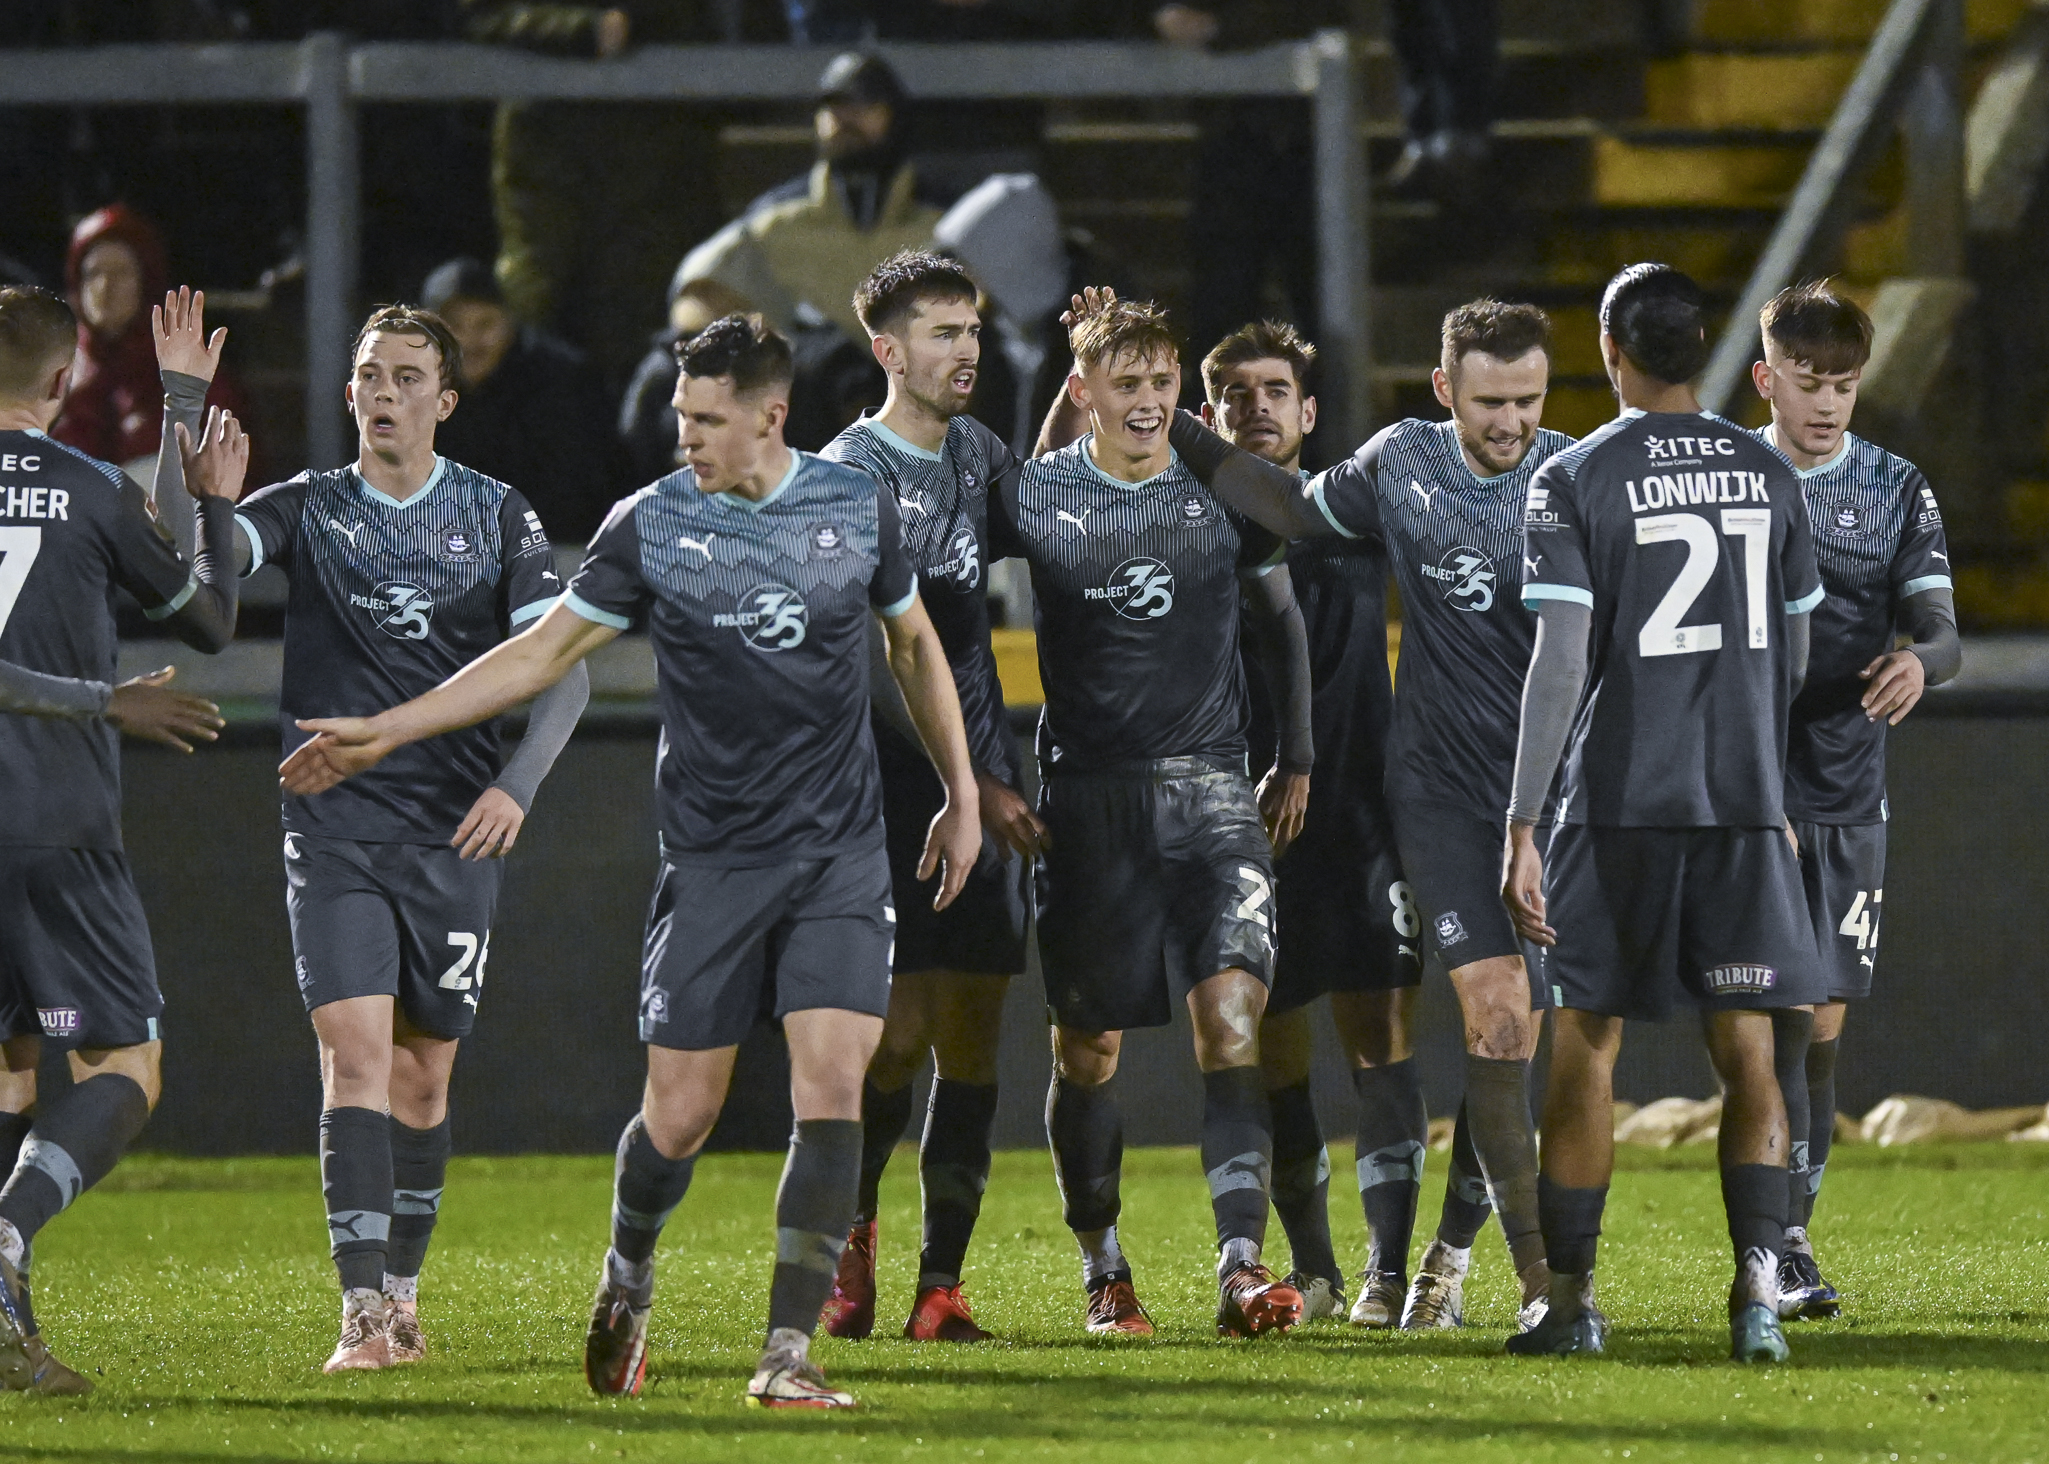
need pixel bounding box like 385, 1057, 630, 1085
218, 304, 588, 1372
1748, 281, 1960, 1319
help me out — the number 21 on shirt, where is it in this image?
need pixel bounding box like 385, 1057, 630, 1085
1636, 509, 1771, 657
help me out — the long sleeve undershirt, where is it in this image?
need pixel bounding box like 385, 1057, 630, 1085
1242, 563, 1314, 774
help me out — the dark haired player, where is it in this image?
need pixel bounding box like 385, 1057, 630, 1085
1749, 280, 1959, 1318
1010, 294, 1312, 1338
281, 314, 984, 1409
1502, 263, 1826, 1363
817, 251, 1039, 1344
0, 284, 248, 1393
1182, 304, 1569, 1333
219, 304, 588, 1372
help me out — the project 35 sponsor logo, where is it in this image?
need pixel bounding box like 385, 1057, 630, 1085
715, 583, 809, 651
351, 581, 434, 640
1085, 557, 1176, 619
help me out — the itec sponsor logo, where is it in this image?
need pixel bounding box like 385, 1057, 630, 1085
1422, 545, 1496, 612
1702, 963, 1777, 995
1086, 557, 1176, 619
1644, 434, 1740, 462
715, 583, 809, 650
352, 581, 434, 640
37, 1007, 81, 1037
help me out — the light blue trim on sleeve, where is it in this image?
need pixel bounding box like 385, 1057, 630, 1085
509, 595, 560, 626
235, 513, 264, 576
1522, 582, 1594, 609
878, 573, 920, 619
564, 591, 631, 630
142, 576, 199, 620
1786, 585, 1825, 615
1901, 574, 1952, 597
1307, 476, 1360, 539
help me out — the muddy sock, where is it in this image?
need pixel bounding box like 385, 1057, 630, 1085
1436, 1100, 1493, 1250
765, 1119, 863, 1341
1202, 1065, 1272, 1255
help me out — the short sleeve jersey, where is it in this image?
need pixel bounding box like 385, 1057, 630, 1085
1308, 418, 1574, 819
564, 451, 918, 866
0, 430, 206, 849
1756, 429, 1953, 824
1521, 410, 1823, 828
994, 438, 1283, 770
820, 412, 1016, 784
236, 457, 562, 843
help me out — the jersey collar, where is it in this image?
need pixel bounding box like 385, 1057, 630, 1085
354, 454, 446, 510
714, 449, 806, 513
1770, 424, 1854, 479
1080, 433, 1180, 490
857, 413, 943, 462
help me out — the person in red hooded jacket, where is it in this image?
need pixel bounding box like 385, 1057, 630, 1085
51, 206, 251, 505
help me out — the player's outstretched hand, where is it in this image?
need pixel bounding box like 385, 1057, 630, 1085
1501, 821, 1556, 947
1058, 285, 1118, 334
107, 666, 224, 752
152, 286, 227, 381
919, 786, 985, 912
280, 717, 396, 795
978, 771, 1048, 859
175, 406, 251, 504
454, 787, 526, 860
1859, 647, 1927, 725
1257, 766, 1309, 859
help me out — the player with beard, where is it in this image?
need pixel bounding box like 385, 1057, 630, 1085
1747, 281, 1959, 1319
815, 252, 1040, 1343
1011, 294, 1312, 1337
1172, 303, 1570, 1333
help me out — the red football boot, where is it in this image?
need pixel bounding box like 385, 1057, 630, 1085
903, 1284, 993, 1342
1217, 1263, 1303, 1338
1084, 1276, 1155, 1335
819, 1220, 877, 1340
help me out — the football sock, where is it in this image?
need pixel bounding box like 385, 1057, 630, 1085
1721, 1162, 1788, 1309
387, 1114, 451, 1285
1076, 1225, 1128, 1288
1536, 1173, 1608, 1297
1201, 1066, 1273, 1255
1463, 1055, 1545, 1274
1048, 1073, 1125, 1269
0, 1075, 150, 1252
1436, 1100, 1493, 1250
765, 1118, 862, 1342
610, 1112, 696, 1267
917, 1078, 998, 1291
319, 1105, 393, 1294
1801, 1036, 1840, 1229
855, 1077, 918, 1224
1268, 1079, 1340, 1283
1352, 1060, 1426, 1278
1771, 1008, 1814, 1233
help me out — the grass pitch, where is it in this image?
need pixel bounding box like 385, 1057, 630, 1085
3, 1144, 2047, 1463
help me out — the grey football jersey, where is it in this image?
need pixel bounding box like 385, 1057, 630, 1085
993, 437, 1284, 770
820, 412, 1016, 784
1755, 429, 1953, 824
566, 451, 917, 866
237, 458, 562, 843
1522, 410, 1822, 828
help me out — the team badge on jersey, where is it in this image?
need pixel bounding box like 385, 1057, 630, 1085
715, 583, 809, 651
443, 529, 474, 557
1831, 505, 1863, 534
642, 988, 669, 1026
1178, 492, 1217, 527
810, 522, 847, 557
355, 581, 434, 640
1088, 557, 1176, 620
1423, 545, 1497, 613
938, 524, 981, 590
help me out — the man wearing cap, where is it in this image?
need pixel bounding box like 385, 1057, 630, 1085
669, 53, 949, 348
422, 257, 625, 543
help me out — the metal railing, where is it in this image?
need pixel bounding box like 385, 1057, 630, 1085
1699, 0, 1965, 412
0, 32, 1371, 465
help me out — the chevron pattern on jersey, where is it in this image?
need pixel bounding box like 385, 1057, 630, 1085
1377, 420, 1574, 613
828, 416, 1004, 595
1765, 431, 1942, 593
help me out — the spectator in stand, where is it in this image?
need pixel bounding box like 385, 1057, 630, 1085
1382, 0, 1498, 198
460, 2, 782, 391
51, 205, 250, 492
422, 257, 625, 542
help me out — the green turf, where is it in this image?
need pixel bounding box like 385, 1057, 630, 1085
4, 1144, 2047, 1462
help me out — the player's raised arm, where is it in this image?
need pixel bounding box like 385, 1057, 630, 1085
1168, 408, 1381, 542
280, 599, 615, 795
147, 286, 227, 555
108, 404, 248, 655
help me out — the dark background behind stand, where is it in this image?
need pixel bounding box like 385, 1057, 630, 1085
60, 708, 2047, 1157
